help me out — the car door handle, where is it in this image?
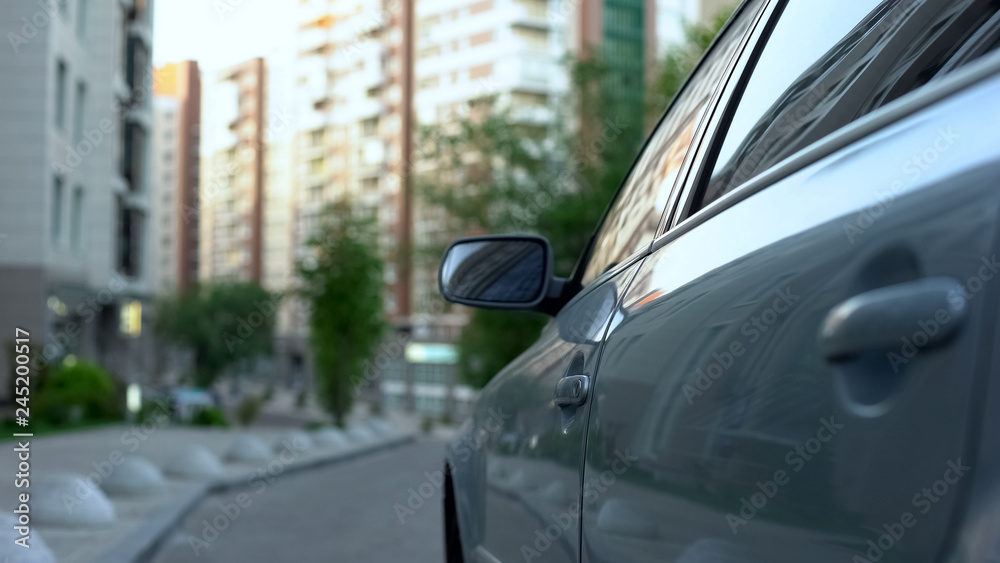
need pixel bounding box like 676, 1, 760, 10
820, 277, 968, 363
554, 375, 590, 408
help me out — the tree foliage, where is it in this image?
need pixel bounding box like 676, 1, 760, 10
648, 5, 736, 118
418, 11, 734, 388
297, 201, 386, 427
37, 361, 121, 425
155, 282, 278, 387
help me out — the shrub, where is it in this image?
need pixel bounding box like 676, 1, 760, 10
261, 385, 274, 403
192, 406, 229, 427
37, 361, 121, 425
421, 416, 434, 435
138, 400, 173, 426
440, 411, 453, 426
236, 395, 261, 426
296, 391, 307, 408
304, 420, 326, 431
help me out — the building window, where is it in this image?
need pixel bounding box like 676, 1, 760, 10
470, 0, 493, 15
512, 91, 548, 107
51, 177, 64, 245
470, 30, 494, 47
469, 63, 493, 80
418, 75, 439, 90
309, 128, 324, 146
514, 27, 547, 50
361, 117, 379, 137
309, 184, 322, 202
70, 187, 84, 249
55, 60, 67, 130
73, 81, 86, 143
309, 158, 325, 175
419, 45, 441, 59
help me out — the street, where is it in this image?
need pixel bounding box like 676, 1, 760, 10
151, 438, 448, 563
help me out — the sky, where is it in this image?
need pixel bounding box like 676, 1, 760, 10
152, 0, 296, 72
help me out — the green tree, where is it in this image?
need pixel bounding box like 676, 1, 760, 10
648, 5, 736, 119
418, 56, 644, 388
419, 11, 734, 388
297, 201, 386, 427
156, 282, 278, 387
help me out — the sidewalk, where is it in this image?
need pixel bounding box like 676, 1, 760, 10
0, 415, 417, 563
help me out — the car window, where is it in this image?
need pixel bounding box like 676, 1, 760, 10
692, 0, 1000, 213
579, 0, 762, 286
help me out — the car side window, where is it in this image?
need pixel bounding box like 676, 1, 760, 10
692, 0, 1000, 213
579, 0, 762, 286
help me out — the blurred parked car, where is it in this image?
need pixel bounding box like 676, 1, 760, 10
438, 0, 1000, 561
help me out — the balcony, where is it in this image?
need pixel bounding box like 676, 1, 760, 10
510, 0, 549, 29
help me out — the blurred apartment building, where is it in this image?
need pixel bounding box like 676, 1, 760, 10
151, 61, 201, 295
198, 55, 298, 382
199, 58, 268, 284
0, 0, 156, 398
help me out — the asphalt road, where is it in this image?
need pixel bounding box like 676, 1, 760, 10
151, 438, 448, 563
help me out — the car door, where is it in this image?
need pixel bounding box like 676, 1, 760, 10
446, 4, 768, 562
582, 0, 1000, 561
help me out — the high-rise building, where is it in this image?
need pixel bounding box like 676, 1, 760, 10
571, 0, 658, 145
197, 53, 296, 383
0, 0, 156, 394
151, 61, 201, 295
199, 58, 268, 284
283, 0, 411, 381
292, 0, 404, 305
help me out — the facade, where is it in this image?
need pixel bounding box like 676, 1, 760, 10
0, 0, 156, 395
281, 0, 412, 390
570, 0, 658, 146
151, 61, 201, 295
199, 58, 268, 284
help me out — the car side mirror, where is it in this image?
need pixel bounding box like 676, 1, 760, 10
439, 235, 565, 313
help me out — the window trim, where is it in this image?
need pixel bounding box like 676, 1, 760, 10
651, 0, 776, 240
570, 0, 769, 293
667, 0, 789, 230
657, 44, 1000, 251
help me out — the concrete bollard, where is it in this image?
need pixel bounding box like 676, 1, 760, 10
312, 428, 349, 449
101, 456, 168, 496
224, 434, 272, 463
273, 430, 313, 454
33, 473, 116, 526
165, 445, 225, 479
0, 513, 56, 561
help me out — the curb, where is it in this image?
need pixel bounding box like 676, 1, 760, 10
98, 432, 417, 563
